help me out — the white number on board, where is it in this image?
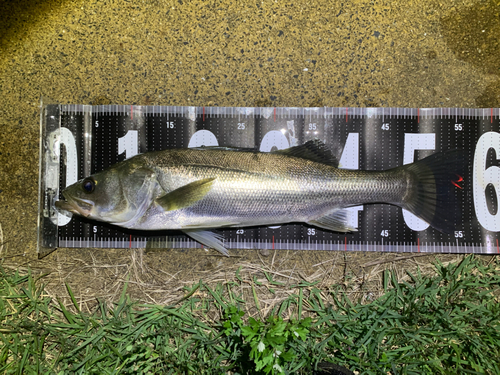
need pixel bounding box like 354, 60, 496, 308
118, 130, 139, 159
402, 133, 435, 231
339, 133, 363, 229
473, 132, 500, 232
56, 128, 78, 226
260, 131, 290, 229
188, 130, 219, 148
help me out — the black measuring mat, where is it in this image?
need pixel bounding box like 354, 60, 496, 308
38, 105, 500, 254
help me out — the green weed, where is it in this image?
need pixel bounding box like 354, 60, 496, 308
0, 255, 498, 374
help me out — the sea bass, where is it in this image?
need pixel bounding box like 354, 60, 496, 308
55, 140, 465, 256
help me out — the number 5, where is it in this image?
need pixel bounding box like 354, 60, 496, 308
402, 133, 435, 231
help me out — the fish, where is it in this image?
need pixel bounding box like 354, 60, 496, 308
55, 140, 465, 256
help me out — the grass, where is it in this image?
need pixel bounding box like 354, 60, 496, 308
0, 255, 499, 374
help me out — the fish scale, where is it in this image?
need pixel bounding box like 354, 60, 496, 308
38, 102, 500, 256
141, 149, 404, 228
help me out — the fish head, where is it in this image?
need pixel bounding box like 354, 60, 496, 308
55, 160, 157, 225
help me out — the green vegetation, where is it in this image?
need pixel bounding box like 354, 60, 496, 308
0, 255, 499, 374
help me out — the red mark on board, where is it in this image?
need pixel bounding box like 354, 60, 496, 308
451, 174, 464, 189
203, 107, 205, 122
272, 235, 275, 250
345, 107, 348, 122
417, 238, 420, 253
129, 235, 132, 249
344, 236, 347, 251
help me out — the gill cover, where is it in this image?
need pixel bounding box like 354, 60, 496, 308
110, 164, 157, 226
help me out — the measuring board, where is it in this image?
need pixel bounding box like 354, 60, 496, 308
37, 101, 500, 256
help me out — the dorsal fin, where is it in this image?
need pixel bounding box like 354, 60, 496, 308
273, 139, 339, 166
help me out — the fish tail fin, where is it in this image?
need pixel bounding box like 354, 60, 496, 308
399, 150, 467, 233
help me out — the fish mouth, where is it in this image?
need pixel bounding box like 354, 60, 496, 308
55, 194, 94, 218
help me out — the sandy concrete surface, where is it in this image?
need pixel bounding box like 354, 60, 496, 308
0, 0, 498, 302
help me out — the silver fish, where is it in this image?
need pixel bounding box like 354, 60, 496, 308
55, 140, 464, 256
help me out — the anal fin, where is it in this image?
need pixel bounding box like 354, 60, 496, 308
307, 209, 357, 233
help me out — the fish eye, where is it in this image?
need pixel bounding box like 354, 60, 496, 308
82, 178, 95, 193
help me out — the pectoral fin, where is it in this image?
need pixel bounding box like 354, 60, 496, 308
183, 229, 229, 256
307, 209, 357, 232
156, 178, 215, 211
